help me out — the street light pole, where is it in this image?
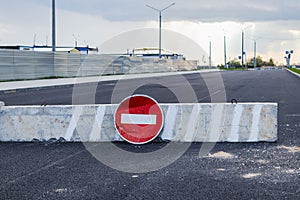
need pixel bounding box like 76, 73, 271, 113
224, 35, 227, 68
209, 40, 212, 68
242, 31, 244, 68
146, 3, 175, 58
241, 25, 253, 68
52, 0, 56, 52
254, 40, 257, 68
159, 12, 162, 57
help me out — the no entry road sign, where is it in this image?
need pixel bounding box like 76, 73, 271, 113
114, 95, 164, 144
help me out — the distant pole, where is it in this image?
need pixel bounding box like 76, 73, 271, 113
224, 35, 227, 68
52, 0, 56, 52
146, 3, 175, 58
33, 33, 37, 46
73, 34, 78, 47
159, 12, 162, 57
209, 40, 212, 68
241, 31, 244, 68
254, 41, 257, 68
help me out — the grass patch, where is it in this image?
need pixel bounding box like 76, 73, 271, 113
220, 67, 247, 71
289, 68, 300, 75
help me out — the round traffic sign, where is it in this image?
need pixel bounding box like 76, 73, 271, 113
114, 95, 164, 144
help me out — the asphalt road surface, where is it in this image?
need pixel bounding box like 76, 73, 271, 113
0, 69, 299, 199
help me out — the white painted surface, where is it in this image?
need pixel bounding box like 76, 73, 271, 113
161, 105, 178, 140
248, 105, 262, 142
121, 114, 157, 125
184, 104, 201, 142
65, 107, 83, 141
89, 106, 106, 141
209, 104, 224, 142
228, 104, 244, 142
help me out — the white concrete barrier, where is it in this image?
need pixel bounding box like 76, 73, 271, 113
0, 103, 277, 142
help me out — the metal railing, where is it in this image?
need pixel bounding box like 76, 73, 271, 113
0, 50, 199, 81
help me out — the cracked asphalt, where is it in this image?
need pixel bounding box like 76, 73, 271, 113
0, 69, 299, 199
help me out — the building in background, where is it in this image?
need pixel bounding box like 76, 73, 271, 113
0, 45, 98, 54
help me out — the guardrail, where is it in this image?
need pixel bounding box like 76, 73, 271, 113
0, 50, 199, 81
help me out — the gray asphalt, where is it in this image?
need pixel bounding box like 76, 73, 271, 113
0, 69, 299, 199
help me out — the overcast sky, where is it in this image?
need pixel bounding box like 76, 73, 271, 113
1, 0, 300, 65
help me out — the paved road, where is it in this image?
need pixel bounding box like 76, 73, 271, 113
0, 70, 299, 199
0, 69, 298, 106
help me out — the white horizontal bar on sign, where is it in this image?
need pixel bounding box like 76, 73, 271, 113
121, 114, 157, 125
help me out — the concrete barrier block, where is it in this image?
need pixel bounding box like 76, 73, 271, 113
0, 103, 277, 142
160, 103, 277, 142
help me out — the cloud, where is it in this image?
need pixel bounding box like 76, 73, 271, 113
0, 24, 11, 34
100, 28, 209, 63
1, 0, 300, 65
23, 0, 300, 22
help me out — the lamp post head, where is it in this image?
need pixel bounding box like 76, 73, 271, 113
147, 2, 176, 12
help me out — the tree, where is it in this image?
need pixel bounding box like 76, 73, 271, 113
226, 56, 276, 68
247, 56, 275, 67
228, 58, 241, 67
256, 56, 264, 67
266, 58, 275, 66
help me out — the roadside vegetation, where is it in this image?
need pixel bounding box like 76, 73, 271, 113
219, 67, 246, 70
289, 68, 300, 75
218, 55, 276, 70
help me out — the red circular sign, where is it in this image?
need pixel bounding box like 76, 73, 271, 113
114, 95, 164, 144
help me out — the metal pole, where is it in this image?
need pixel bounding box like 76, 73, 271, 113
254, 41, 257, 68
52, 0, 56, 52
209, 40, 212, 68
242, 31, 244, 68
224, 35, 227, 68
245, 52, 247, 67
159, 12, 162, 58
146, 3, 175, 59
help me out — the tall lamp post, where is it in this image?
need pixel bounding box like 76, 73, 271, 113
52, 0, 56, 52
253, 40, 257, 68
241, 25, 253, 68
242, 31, 244, 68
146, 2, 175, 58
224, 35, 227, 68
209, 40, 212, 68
